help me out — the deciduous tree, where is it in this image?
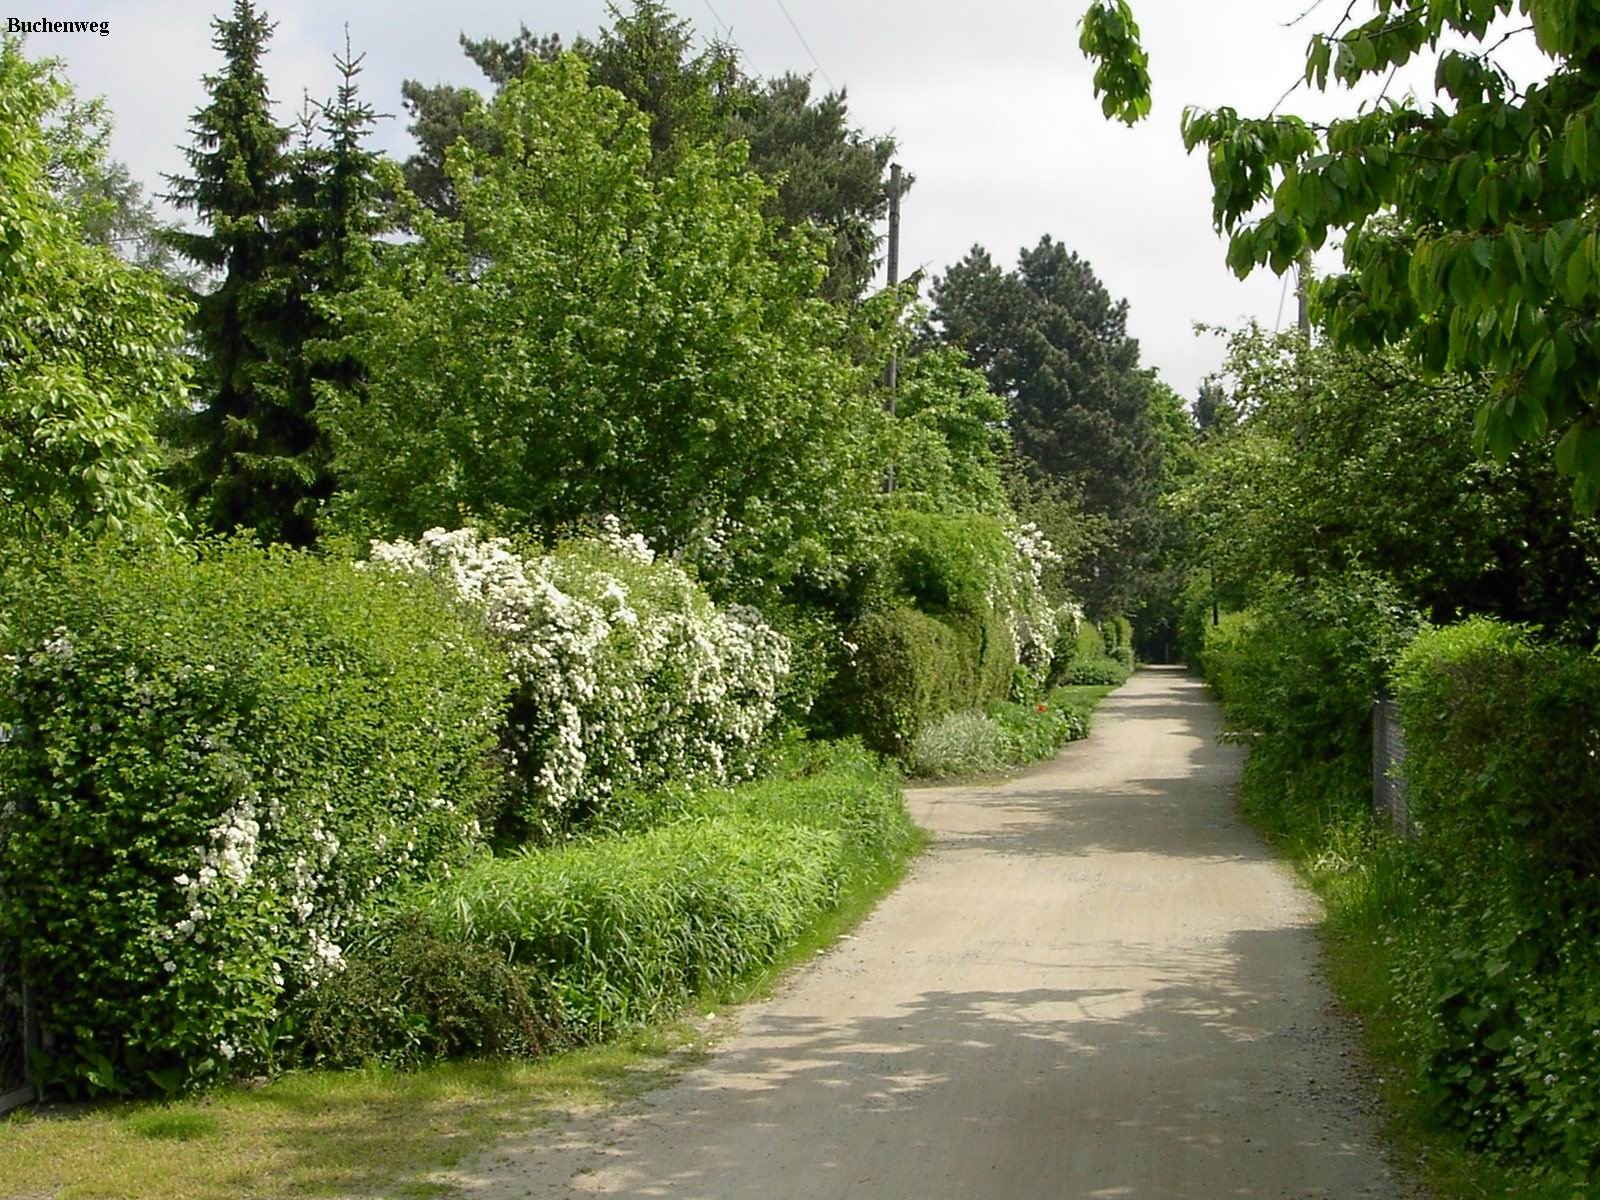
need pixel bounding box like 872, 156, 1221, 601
0, 41, 189, 542
1080, 0, 1600, 506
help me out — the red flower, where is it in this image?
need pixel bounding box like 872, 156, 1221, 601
1035, 703, 1048, 713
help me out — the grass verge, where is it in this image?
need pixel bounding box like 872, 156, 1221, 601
0, 1028, 703, 1200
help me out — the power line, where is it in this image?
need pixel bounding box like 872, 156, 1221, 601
771, 0, 835, 92
700, 0, 733, 41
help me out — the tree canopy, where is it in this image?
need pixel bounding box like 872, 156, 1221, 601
0, 40, 189, 543
327, 54, 892, 597
400, 1, 897, 301
1080, 0, 1600, 506
930, 238, 1165, 615
1181, 325, 1600, 640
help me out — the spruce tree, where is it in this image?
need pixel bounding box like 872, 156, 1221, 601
300, 38, 385, 478
165, 0, 317, 544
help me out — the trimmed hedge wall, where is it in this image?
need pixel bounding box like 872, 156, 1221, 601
0, 539, 509, 1094
836, 605, 1013, 759
1397, 619, 1600, 877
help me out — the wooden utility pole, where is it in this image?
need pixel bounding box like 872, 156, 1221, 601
883, 162, 903, 494
1297, 248, 1313, 340
885, 161, 903, 397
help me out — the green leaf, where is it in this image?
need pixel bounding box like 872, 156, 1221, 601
1565, 112, 1590, 181
1562, 237, 1592, 306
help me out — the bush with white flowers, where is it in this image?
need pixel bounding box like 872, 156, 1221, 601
0, 539, 509, 1095
368, 525, 791, 836
1004, 521, 1064, 685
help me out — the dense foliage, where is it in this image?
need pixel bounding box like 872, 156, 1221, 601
0, 41, 190, 542
0, 539, 508, 1094
0, 2, 1152, 1101
1082, 0, 1600, 507
329, 55, 887, 597
1199, 600, 1600, 1189
1180, 327, 1600, 641
1390, 623, 1600, 1183
401, 1, 899, 301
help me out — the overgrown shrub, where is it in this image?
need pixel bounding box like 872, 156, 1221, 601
424, 747, 912, 1040
292, 916, 558, 1069
369, 526, 789, 837
1200, 570, 1423, 846
0, 538, 509, 1094
1046, 599, 1087, 684
1102, 615, 1133, 656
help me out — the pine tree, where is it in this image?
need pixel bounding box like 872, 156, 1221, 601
165, 0, 317, 544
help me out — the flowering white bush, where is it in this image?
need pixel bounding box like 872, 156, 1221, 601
1002, 521, 1065, 686
369, 526, 791, 835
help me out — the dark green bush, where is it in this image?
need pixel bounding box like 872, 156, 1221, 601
293, 916, 558, 1069
832, 605, 1013, 759
1397, 619, 1600, 877
425, 749, 912, 1040
1199, 570, 1423, 846
1075, 620, 1107, 662
0, 538, 509, 1094
1101, 615, 1134, 656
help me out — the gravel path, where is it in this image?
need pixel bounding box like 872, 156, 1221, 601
448, 667, 1415, 1199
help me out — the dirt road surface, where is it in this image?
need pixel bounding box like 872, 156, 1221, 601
449, 667, 1413, 1199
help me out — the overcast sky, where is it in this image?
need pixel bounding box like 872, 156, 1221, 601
34, 1, 1550, 398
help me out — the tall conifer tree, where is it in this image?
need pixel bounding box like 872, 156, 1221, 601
165, 1, 316, 544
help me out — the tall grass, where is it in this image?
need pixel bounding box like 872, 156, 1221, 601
421, 742, 916, 1041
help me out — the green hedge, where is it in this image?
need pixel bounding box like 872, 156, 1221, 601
421, 744, 913, 1040
1389, 621, 1600, 1181
832, 605, 1012, 759
1197, 594, 1600, 1188
1397, 619, 1600, 877
0, 539, 509, 1095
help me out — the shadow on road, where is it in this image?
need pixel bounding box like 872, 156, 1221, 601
460, 925, 1384, 1199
